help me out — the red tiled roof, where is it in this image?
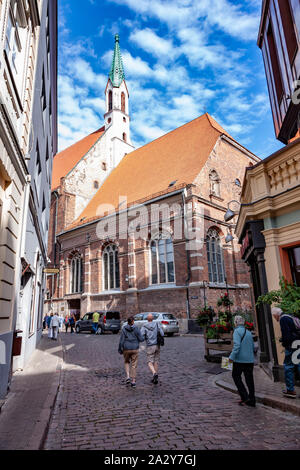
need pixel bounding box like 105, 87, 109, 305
51, 127, 105, 191
65, 114, 248, 231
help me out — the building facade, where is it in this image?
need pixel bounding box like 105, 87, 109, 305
46, 106, 260, 328
235, 0, 300, 381
236, 140, 300, 379
0, 0, 57, 398
14, 0, 57, 372
258, 0, 300, 143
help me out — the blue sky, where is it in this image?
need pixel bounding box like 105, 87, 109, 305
58, 0, 284, 159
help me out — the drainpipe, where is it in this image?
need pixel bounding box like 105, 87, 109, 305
19, 175, 32, 259
182, 189, 191, 322
53, 190, 59, 266
50, 190, 59, 303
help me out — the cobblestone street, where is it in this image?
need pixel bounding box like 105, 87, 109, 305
44, 332, 300, 450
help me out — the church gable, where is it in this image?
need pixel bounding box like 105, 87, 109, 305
51, 127, 105, 191
194, 136, 259, 203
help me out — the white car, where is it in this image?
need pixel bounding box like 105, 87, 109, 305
122, 312, 179, 336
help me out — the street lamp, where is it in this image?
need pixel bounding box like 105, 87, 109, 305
225, 233, 234, 243
224, 200, 241, 223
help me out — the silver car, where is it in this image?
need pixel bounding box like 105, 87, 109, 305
122, 312, 179, 336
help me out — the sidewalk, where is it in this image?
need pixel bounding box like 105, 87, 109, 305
0, 332, 63, 450
215, 365, 300, 417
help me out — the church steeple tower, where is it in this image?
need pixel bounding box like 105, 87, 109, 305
109, 34, 125, 87
104, 34, 132, 153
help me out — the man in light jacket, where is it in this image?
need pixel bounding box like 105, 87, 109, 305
118, 316, 144, 388
50, 313, 60, 341
141, 314, 164, 385
229, 315, 256, 407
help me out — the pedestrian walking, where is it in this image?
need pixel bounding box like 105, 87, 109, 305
118, 316, 144, 388
43, 314, 49, 330
141, 314, 164, 385
229, 315, 256, 407
69, 315, 75, 334
58, 315, 64, 332
47, 313, 53, 339
273, 308, 300, 399
92, 311, 100, 334
50, 313, 60, 341
64, 315, 70, 333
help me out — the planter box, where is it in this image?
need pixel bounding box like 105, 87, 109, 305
204, 329, 233, 361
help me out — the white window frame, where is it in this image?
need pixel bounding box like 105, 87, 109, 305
5, 6, 21, 74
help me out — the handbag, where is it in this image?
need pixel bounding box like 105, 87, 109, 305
157, 324, 164, 347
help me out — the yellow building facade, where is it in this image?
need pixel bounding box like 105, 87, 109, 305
236, 138, 300, 380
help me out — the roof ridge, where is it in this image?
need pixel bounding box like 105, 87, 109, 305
127, 113, 221, 156
55, 126, 105, 158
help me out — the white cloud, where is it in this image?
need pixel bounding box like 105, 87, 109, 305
130, 28, 175, 59
122, 52, 152, 76
111, 0, 260, 41
57, 0, 270, 157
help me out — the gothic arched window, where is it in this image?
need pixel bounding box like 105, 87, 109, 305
206, 229, 225, 284
108, 90, 113, 111
103, 244, 120, 290
150, 235, 175, 285
70, 255, 83, 293
209, 170, 221, 197
121, 92, 126, 113
122, 132, 127, 142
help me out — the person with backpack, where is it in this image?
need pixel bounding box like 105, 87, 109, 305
141, 314, 164, 385
118, 316, 144, 388
273, 308, 300, 399
229, 315, 256, 407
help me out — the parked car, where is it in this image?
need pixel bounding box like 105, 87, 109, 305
121, 312, 179, 336
75, 311, 121, 334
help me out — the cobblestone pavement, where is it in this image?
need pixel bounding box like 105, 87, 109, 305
44, 333, 300, 450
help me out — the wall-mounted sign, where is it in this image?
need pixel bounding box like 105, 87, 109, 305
44, 268, 60, 274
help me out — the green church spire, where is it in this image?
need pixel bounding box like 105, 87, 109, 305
109, 34, 125, 88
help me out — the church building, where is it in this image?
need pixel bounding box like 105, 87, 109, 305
46, 35, 260, 329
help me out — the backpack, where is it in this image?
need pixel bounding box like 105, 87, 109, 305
292, 316, 300, 335
281, 314, 300, 336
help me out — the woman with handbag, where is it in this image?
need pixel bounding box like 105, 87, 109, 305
141, 314, 164, 385
229, 315, 256, 407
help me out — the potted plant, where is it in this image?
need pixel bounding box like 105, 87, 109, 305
217, 292, 233, 308
256, 277, 300, 317
196, 306, 214, 328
